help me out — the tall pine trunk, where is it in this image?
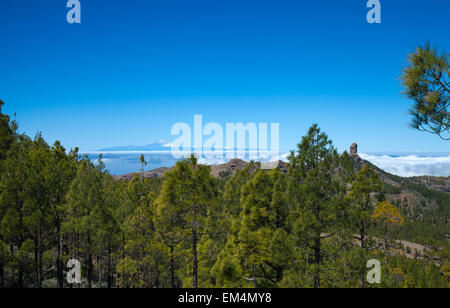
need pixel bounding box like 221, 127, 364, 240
18, 235, 24, 288
313, 204, 320, 289
56, 219, 64, 288
192, 209, 198, 289
314, 236, 320, 288
34, 233, 42, 288
384, 226, 388, 265
36, 228, 43, 288
0, 261, 4, 288
98, 247, 103, 288
18, 264, 24, 288
170, 245, 176, 288
107, 245, 113, 288
87, 232, 93, 288
18, 207, 24, 288
360, 222, 366, 288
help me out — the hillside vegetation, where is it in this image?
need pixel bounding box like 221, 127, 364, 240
0, 102, 448, 288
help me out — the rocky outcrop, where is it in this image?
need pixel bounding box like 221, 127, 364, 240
350, 143, 358, 155
349, 142, 361, 162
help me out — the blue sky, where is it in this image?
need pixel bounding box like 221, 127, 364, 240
1, 0, 449, 155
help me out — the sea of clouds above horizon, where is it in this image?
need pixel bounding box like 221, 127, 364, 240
88, 151, 450, 178
359, 153, 450, 177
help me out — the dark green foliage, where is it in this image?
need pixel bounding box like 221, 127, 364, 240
401, 43, 449, 140
286, 124, 351, 288
0, 102, 448, 288
0, 100, 17, 160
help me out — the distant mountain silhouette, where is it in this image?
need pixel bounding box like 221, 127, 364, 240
99, 141, 172, 152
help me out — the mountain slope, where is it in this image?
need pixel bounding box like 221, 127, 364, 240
114, 145, 449, 247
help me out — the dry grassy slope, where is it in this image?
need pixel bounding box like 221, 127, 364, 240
410, 176, 450, 193
352, 158, 450, 210
114, 158, 288, 180
113, 167, 171, 181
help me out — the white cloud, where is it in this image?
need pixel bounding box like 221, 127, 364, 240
86, 149, 450, 178
359, 153, 450, 177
